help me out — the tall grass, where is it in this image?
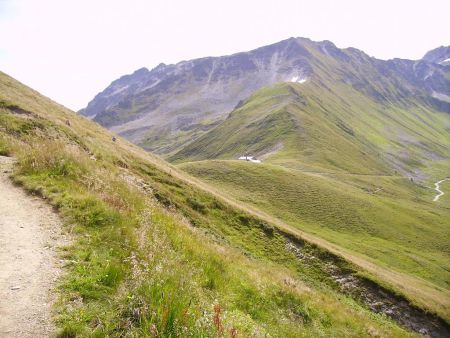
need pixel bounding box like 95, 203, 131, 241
2, 133, 411, 337
0, 134, 11, 155
0, 84, 417, 337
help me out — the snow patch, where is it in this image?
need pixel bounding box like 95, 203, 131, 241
238, 156, 261, 163
423, 69, 434, 81
439, 58, 450, 64
431, 91, 450, 103
289, 76, 307, 84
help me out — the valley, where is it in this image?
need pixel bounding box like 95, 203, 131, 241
77, 37, 450, 336
2, 71, 435, 337
1, 36, 449, 337
180, 159, 450, 314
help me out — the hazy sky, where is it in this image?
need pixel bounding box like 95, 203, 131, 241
1, 0, 449, 110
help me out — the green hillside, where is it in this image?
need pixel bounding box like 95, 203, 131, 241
180, 160, 450, 293
171, 82, 450, 178
5, 72, 449, 336
5, 73, 445, 337
171, 74, 450, 328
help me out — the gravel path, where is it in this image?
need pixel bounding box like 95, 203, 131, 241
0, 156, 66, 337
433, 178, 450, 202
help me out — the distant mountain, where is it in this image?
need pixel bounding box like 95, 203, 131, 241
422, 45, 450, 64
80, 38, 450, 155
170, 81, 450, 178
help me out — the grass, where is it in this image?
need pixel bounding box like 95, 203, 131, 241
0, 133, 11, 155
437, 180, 450, 204
180, 160, 450, 285
0, 71, 423, 336
168, 75, 450, 322
2, 121, 409, 337
180, 159, 450, 320
137, 114, 223, 156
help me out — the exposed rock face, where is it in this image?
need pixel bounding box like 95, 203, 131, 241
422, 45, 450, 64
80, 38, 450, 155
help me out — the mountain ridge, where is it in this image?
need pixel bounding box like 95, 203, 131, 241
81, 37, 449, 155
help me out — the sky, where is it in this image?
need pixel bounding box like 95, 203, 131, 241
0, 0, 449, 110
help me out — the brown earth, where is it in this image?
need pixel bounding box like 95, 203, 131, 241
0, 156, 67, 337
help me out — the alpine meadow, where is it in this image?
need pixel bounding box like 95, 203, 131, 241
1, 2, 450, 337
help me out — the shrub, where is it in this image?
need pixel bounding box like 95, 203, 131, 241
154, 191, 174, 207
187, 197, 207, 214
259, 221, 275, 236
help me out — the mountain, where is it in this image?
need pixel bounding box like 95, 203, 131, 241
170, 80, 449, 175
5, 71, 450, 336
422, 45, 450, 64
166, 43, 450, 324
172, 76, 450, 317
81, 38, 450, 156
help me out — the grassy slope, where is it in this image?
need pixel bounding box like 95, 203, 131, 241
180, 161, 450, 290
170, 75, 450, 320
171, 82, 449, 177
137, 113, 223, 156
0, 72, 425, 337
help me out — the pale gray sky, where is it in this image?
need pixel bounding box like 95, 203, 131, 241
0, 0, 449, 110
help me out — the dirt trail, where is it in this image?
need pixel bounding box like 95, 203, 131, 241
0, 156, 66, 337
433, 178, 450, 202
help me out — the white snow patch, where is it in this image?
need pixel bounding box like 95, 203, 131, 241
238, 156, 261, 163
431, 91, 450, 103
290, 76, 307, 84
439, 58, 450, 64
423, 69, 434, 81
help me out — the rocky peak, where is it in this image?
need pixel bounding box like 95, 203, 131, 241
422, 45, 450, 65
79, 39, 450, 154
